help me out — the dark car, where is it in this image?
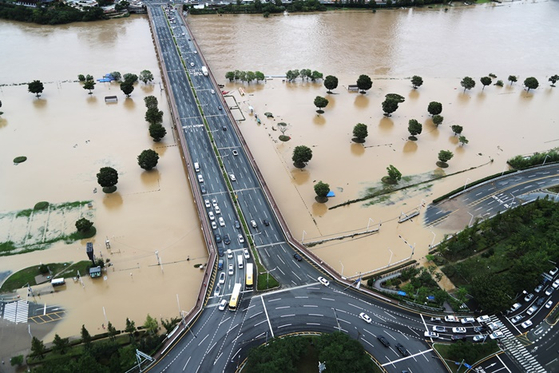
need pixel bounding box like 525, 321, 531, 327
377, 336, 390, 347
223, 234, 231, 245
263, 219, 270, 226
234, 220, 241, 229
537, 297, 546, 307
395, 343, 409, 356
451, 335, 467, 341
293, 253, 303, 262
222, 126, 227, 131
215, 234, 222, 243
200, 184, 207, 194
217, 246, 224, 257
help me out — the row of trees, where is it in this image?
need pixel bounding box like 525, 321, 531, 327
225, 70, 265, 83
0, 2, 105, 25
285, 69, 323, 82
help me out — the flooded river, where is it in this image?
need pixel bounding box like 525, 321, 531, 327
0, 1, 557, 346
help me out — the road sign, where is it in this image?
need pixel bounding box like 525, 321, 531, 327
465, 363, 472, 369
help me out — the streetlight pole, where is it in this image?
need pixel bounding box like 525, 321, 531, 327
332, 308, 341, 332
430, 230, 436, 248
388, 248, 394, 265
463, 178, 471, 191
301, 230, 306, 243
467, 211, 474, 227
367, 218, 374, 231
543, 154, 550, 165
339, 261, 344, 278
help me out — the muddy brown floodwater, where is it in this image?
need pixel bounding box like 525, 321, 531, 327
0, 17, 207, 348
0, 1, 558, 354
187, 2, 558, 277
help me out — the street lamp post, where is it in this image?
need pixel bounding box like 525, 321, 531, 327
339, 261, 344, 278
430, 230, 436, 248
463, 178, 471, 191
543, 154, 550, 165
388, 248, 394, 265
467, 211, 474, 227
301, 230, 306, 243
366, 218, 374, 231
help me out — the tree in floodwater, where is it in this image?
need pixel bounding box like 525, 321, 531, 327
352, 123, 368, 143
313, 96, 329, 114
292, 145, 313, 168
407, 119, 422, 141
411, 75, 423, 89
508, 75, 517, 85
314, 181, 330, 203
83, 80, 95, 94
28, 80, 44, 98
137, 149, 159, 170
460, 76, 475, 92
385, 165, 402, 184
427, 101, 442, 116
381, 98, 399, 117
324, 75, 338, 93
480, 76, 492, 90
432, 115, 444, 127
96, 167, 119, 193
524, 77, 539, 92
437, 150, 454, 168
451, 125, 464, 136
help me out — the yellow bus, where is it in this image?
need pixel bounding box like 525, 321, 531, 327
245, 263, 253, 290
229, 283, 242, 311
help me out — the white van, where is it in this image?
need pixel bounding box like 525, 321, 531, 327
237, 254, 244, 269
197, 174, 204, 183
194, 162, 200, 172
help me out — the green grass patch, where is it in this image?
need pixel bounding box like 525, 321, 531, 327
548, 185, 559, 193
67, 227, 97, 240
16, 209, 32, 218
13, 156, 27, 164
34, 201, 49, 210
0, 241, 17, 254
257, 272, 279, 291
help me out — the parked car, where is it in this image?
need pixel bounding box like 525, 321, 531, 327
489, 331, 504, 340
223, 234, 231, 245
521, 320, 533, 329
234, 220, 241, 229
208, 211, 215, 221
472, 335, 485, 342
200, 184, 206, 194
215, 206, 221, 215
229, 173, 236, 182
473, 326, 485, 333
227, 249, 233, 259
211, 221, 217, 230
204, 199, 211, 208
476, 315, 491, 323
527, 306, 538, 316
424, 331, 439, 339
451, 335, 467, 341
509, 303, 522, 314
212, 198, 218, 207
546, 300, 554, 309
293, 253, 303, 262
430, 317, 442, 323
445, 315, 459, 323
359, 312, 372, 324
511, 315, 524, 324
243, 248, 250, 259
377, 336, 390, 347
433, 326, 446, 333
546, 287, 554, 296
550, 267, 559, 276
238, 234, 244, 244
452, 327, 467, 334
524, 293, 534, 302
460, 317, 475, 324
395, 343, 409, 356
488, 321, 504, 331
536, 297, 546, 307
318, 277, 329, 286
552, 279, 559, 289
535, 284, 544, 293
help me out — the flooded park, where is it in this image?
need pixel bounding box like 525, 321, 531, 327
0, 0, 557, 351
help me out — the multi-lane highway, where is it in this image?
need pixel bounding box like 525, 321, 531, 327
144, 3, 559, 373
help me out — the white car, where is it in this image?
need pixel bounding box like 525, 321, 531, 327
472, 335, 485, 342
229, 173, 236, 182
524, 293, 534, 302
527, 305, 538, 316
228, 264, 234, 276
215, 205, 221, 214
238, 234, 244, 244
444, 315, 459, 323
218, 272, 225, 284
218, 299, 227, 311
546, 287, 554, 296
521, 320, 533, 329
552, 279, 559, 289
318, 277, 330, 286
433, 326, 446, 333
511, 315, 524, 324
452, 327, 467, 334
508, 304, 522, 314
212, 198, 218, 207
546, 300, 554, 309
476, 315, 491, 323
218, 217, 225, 227
489, 331, 504, 340
535, 284, 544, 293
208, 211, 215, 221
197, 174, 204, 183
204, 199, 211, 208
227, 249, 233, 259
232, 150, 239, 156
550, 267, 559, 276
243, 248, 250, 259
359, 312, 372, 324
460, 317, 475, 324
424, 331, 439, 339
211, 221, 217, 230
488, 321, 504, 331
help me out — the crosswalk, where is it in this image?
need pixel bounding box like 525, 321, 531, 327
2, 300, 28, 324
488, 315, 546, 373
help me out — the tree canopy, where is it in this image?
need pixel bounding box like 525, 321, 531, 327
123, 73, 138, 85
451, 125, 463, 136
149, 123, 167, 142
411, 75, 423, 89
145, 107, 163, 125
356, 74, 372, 93
524, 77, 539, 92
507, 75, 517, 85
549, 74, 559, 87
427, 101, 442, 116
96, 167, 118, 192
432, 115, 444, 127
352, 123, 368, 142
144, 95, 158, 110
459, 135, 469, 146
386, 165, 402, 183
83, 80, 95, 94
480, 76, 492, 90
292, 145, 312, 168
75, 218, 94, 233
285, 69, 300, 82
28, 80, 44, 97
407, 119, 422, 140
120, 82, 134, 97
324, 75, 338, 93
314, 181, 330, 201
138, 149, 159, 170
460, 76, 475, 92
381, 98, 399, 117
139, 70, 154, 84
437, 150, 454, 165
313, 96, 329, 113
